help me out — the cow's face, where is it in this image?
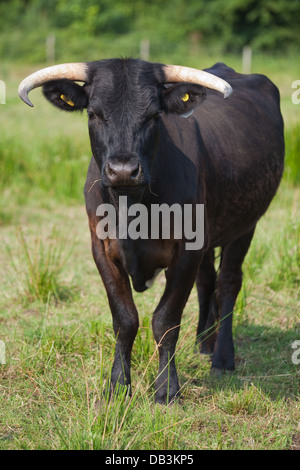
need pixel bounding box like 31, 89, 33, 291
42, 59, 206, 201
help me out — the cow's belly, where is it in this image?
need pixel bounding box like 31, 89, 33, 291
205, 177, 280, 247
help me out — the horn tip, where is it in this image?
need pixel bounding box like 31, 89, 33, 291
18, 88, 34, 107
19, 95, 34, 107
224, 85, 233, 99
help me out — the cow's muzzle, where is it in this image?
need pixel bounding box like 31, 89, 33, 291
103, 158, 145, 189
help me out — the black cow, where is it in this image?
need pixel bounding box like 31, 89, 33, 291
19, 59, 284, 404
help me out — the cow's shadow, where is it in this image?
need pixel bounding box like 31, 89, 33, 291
178, 322, 299, 402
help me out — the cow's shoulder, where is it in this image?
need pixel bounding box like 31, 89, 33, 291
206, 63, 277, 93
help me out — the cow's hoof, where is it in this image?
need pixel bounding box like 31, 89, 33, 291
210, 366, 235, 377
210, 366, 223, 377
154, 389, 180, 406
103, 382, 131, 402
200, 343, 214, 356
211, 351, 235, 373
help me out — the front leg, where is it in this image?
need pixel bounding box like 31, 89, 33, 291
85, 159, 138, 395
90, 228, 139, 394
152, 253, 200, 404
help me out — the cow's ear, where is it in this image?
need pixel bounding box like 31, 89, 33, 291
162, 83, 206, 116
42, 79, 88, 111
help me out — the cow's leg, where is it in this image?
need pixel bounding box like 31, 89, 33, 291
152, 255, 200, 404
90, 230, 139, 393
212, 228, 255, 373
195, 248, 218, 355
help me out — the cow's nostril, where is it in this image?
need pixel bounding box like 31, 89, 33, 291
105, 160, 143, 186
131, 164, 141, 179
106, 163, 117, 178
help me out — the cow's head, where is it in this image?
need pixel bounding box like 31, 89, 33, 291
19, 59, 232, 201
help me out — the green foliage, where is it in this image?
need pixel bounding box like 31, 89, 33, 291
187, 0, 300, 51
0, 0, 299, 63
54, 0, 133, 35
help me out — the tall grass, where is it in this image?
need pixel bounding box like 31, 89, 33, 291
284, 125, 300, 185
6, 228, 73, 304
1, 183, 299, 450
0, 135, 90, 205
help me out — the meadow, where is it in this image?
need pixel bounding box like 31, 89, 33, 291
0, 52, 299, 450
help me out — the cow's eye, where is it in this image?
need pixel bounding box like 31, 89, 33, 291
88, 110, 107, 122
143, 112, 161, 127
149, 112, 161, 122
87, 110, 95, 119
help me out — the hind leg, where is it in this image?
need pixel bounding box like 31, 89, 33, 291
212, 228, 255, 372
196, 248, 218, 355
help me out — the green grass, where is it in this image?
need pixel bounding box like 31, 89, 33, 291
0, 178, 299, 451
284, 125, 300, 185
0, 55, 299, 450
6, 228, 74, 305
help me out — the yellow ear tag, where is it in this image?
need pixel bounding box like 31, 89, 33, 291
60, 94, 75, 106
182, 93, 190, 102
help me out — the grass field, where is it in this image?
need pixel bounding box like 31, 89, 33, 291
0, 53, 299, 450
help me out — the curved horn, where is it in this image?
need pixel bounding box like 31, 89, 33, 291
18, 63, 88, 107
163, 65, 233, 99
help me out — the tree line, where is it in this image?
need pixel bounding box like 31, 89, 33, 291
1, 0, 299, 62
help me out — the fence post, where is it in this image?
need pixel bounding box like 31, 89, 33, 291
242, 46, 252, 74
140, 39, 150, 61
46, 33, 56, 63
0, 80, 6, 104
0, 341, 5, 364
